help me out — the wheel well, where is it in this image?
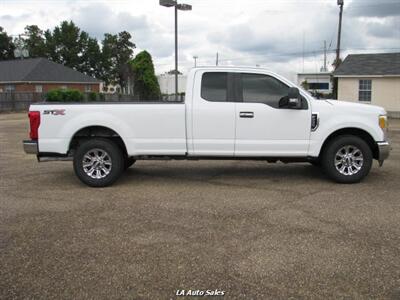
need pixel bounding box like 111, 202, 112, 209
69, 126, 128, 157
320, 128, 378, 159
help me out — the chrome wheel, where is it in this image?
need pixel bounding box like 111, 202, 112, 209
334, 145, 364, 176
82, 148, 112, 179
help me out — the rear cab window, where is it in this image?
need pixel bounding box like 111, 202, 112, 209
201, 72, 228, 102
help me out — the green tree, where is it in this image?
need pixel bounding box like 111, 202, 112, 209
45, 21, 87, 70
0, 27, 15, 60
1, 21, 137, 87
22, 25, 46, 57
101, 31, 135, 85
43, 29, 56, 60
42, 21, 105, 80
81, 36, 103, 79
131, 51, 161, 100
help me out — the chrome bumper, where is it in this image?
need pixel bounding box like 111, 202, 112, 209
23, 140, 38, 154
377, 141, 390, 166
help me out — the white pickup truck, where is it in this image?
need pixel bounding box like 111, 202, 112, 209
23, 67, 390, 187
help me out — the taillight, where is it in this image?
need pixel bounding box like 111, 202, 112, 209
28, 111, 40, 140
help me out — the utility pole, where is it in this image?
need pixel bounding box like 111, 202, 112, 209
193, 55, 198, 67
333, 0, 344, 100
335, 0, 344, 69
174, 5, 178, 100
216, 52, 219, 66
302, 32, 305, 72
324, 40, 327, 71
159, 0, 192, 101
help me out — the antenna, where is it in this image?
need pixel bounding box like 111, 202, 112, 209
13, 34, 29, 59
216, 52, 219, 66
323, 40, 327, 72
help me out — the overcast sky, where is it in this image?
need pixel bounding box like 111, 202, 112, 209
1, 0, 399, 80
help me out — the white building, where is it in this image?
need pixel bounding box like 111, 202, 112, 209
157, 74, 187, 95
334, 53, 400, 118
297, 72, 332, 95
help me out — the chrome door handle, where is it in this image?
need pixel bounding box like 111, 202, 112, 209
239, 112, 254, 118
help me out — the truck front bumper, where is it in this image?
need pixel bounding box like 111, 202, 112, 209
377, 141, 390, 166
23, 140, 38, 154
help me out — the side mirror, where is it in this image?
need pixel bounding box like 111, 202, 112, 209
287, 87, 301, 109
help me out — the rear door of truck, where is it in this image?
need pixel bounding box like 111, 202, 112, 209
190, 70, 236, 156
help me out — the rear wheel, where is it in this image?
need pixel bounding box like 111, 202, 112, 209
73, 138, 124, 187
322, 135, 372, 183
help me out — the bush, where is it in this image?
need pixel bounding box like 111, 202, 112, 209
46, 89, 84, 102
87, 92, 97, 102
46, 89, 63, 102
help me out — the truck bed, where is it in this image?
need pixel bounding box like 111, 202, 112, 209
31, 102, 187, 156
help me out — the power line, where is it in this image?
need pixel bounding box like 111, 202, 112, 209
154, 47, 400, 68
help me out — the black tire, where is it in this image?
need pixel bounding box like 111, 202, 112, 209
124, 157, 136, 170
322, 135, 372, 183
73, 138, 124, 187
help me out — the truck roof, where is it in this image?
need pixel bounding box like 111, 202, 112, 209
191, 66, 271, 71
187, 66, 285, 83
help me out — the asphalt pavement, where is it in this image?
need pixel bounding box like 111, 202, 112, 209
1, 113, 399, 299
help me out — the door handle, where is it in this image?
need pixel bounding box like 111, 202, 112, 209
239, 112, 254, 118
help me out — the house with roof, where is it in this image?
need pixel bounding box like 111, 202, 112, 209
0, 58, 101, 94
333, 52, 400, 118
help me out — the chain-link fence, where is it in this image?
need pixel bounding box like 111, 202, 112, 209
0, 92, 185, 112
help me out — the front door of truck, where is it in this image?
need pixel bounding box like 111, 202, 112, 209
234, 73, 311, 156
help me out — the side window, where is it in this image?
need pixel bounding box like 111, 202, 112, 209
359, 79, 371, 102
201, 72, 227, 102
308, 82, 329, 90
35, 85, 43, 93
241, 73, 289, 108
5, 85, 15, 92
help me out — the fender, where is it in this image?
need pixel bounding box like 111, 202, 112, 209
308, 118, 382, 157
43, 111, 134, 155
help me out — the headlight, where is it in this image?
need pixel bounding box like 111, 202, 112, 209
379, 115, 388, 130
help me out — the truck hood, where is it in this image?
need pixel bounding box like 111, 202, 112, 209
325, 99, 386, 115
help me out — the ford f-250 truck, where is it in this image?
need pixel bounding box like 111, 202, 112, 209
23, 67, 390, 187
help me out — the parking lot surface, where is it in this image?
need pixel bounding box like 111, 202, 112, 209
1, 113, 399, 299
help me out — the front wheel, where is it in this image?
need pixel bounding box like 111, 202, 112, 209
73, 138, 124, 187
322, 135, 373, 183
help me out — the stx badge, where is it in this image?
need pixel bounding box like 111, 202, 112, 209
44, 109, 65, 116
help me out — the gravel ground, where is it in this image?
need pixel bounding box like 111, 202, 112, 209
1, 113, 399, 299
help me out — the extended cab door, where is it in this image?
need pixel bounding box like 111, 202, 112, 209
235, 72, 311, 156
191, 71, 236, 156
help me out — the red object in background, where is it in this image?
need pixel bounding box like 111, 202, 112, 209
28, 111, 40, 140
